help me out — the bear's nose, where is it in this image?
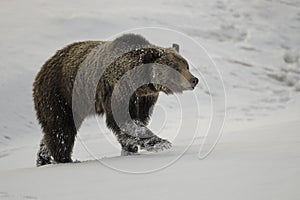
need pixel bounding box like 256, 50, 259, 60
190, 77, 199, 88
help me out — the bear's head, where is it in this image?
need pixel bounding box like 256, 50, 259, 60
137, 47, 199, 95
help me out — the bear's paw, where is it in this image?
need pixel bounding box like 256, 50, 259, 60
140, 137, 172, 152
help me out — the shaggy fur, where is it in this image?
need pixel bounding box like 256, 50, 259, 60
33, 34, 198, 166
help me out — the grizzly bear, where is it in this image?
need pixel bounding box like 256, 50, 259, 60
33, 34, 198, 166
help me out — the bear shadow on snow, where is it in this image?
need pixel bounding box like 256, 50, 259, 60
33, 34, 199, 166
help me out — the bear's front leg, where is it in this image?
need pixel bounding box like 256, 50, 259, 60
107, 114, 172, 155
122, 120, 172, 152
118, 132, 139, 156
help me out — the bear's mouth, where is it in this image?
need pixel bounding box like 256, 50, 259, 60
152, 84, 176, 94
147, 83, 192, 94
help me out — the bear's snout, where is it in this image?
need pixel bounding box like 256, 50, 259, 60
190, 77, 199, 89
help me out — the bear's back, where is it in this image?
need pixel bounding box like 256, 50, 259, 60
34, 34, 153, 114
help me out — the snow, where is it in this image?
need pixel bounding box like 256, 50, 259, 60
0, 0, 300, 199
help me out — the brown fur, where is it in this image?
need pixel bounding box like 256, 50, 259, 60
33, 34, 198, 166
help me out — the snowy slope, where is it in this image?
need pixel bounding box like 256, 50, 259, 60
0, 0, 300, 199
1, 119, 300, 200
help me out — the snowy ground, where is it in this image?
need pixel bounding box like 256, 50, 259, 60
0, 0, 300, 199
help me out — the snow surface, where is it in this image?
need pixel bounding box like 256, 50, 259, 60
0, 0, 300, 199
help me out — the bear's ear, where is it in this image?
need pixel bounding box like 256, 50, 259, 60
141, 48, 163, 64
172, 43, 180, 52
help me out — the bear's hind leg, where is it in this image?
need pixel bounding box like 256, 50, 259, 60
43, 116, 77, 164
36, 137, 52, 167
37, 99, 78, 165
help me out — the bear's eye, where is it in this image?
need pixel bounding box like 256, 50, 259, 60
174, 63, 180, 71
